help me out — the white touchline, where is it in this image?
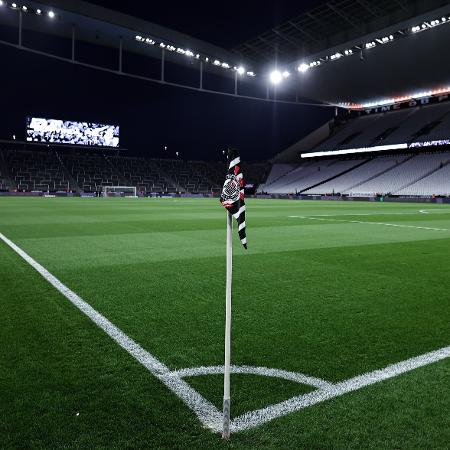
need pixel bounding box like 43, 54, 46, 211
1, 231, 449, 435
289, 216, 450, 232
0, 232, 222, 432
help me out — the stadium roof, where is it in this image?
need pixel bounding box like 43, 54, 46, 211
233, 0, 449, 67
0, 0, 252, 74
233, 0, 450, 107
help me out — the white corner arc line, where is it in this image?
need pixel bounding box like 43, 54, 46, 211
230, 345, 450, 432
0, 232, 222, 432
169, 365, 333, 389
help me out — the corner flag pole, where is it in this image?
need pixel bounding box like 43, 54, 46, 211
222, 211, 233, 439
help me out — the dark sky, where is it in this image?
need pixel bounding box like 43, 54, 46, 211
0, 0, 333, 160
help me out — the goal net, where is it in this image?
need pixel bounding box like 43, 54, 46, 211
103, 186, 137, 198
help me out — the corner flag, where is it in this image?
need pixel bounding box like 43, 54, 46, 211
220, 148, 247, 249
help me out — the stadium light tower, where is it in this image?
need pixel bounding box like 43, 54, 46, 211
270, 70, 282, 84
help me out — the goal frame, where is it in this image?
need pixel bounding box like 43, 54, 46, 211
103, 186, 137, 198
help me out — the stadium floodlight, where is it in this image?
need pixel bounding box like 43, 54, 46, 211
0, 0, 4, 6
298, 63, 309, 73
213, 59, 221, 66
48, 10, 55, 18
282, 70, 290, 78
22, 5, 27, 11
247, 71, 255, 77
237, 66, 245, 75
36, 8, 42, 14
11, 2, 17, 8
270, 70, 282, 84
185, 50, 194, 57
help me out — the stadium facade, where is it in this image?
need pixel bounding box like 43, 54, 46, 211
1, 0, 450, 202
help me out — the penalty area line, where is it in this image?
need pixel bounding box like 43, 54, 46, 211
289, 216, 450, 232
0, 232, 222, 432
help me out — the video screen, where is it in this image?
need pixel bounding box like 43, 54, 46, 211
26, 117, 120, 148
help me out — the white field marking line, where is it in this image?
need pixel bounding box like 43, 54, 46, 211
169, 365, 333, 390
231, 345, 450, 432
0, 232, 222, 432
289, 210, 450, 218
289, 216, 450, 232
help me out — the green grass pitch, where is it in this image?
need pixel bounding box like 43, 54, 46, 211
1, 197, 449, 449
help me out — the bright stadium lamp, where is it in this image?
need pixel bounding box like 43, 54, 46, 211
48, 10, 55, 18
11, 2, 17, 8
270, 70, 282, 84
282, 70, 290, 78
22, 5, 27, 11
36, 8, 42, 14
237, 66, 245, 75
0, 1, 4, 6
298, 63, 309, 73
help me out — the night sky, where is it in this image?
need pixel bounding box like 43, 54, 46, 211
0, 0, 333, 160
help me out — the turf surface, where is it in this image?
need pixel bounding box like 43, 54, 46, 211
1, 197, 449, 449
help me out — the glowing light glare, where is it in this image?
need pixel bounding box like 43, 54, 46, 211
36, 8, 41, 14
22, 5, 27, 11
237, 66, 245, 75
0, 0, 5, 5
301, 143, 408, 158
247, 71, 255, 77
48, 10, 55, 18
270, 70, 282, 84
11, 2, 17, 7
282, 70, 290, 78
298, 63, 309, 73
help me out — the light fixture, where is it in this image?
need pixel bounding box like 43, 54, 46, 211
247, 71, 255, 77
22, 5, 27, 11
298, 63, 309, 73
48, 10, 55, 18
237, 66, 245, 75
0, 1, 4, 6
282, 70, 290, 78
11, 2, 18, 8
270, 70, 282, 84
36, 8, 41, 14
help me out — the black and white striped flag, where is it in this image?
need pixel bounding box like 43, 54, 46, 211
220, 148, 247, 249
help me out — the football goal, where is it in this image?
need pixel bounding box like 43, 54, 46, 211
103, 186, 137, 198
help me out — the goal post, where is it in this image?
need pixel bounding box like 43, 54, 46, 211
103, 186, 137, 198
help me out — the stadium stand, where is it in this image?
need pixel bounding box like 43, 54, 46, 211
0, 147, 267, 195
4, 149, 73, 192
395, 155, 450, 197
314, 102, 450, 152
304, 155, 410, 195
262, 159, 365, 194
347, 152, 450, 196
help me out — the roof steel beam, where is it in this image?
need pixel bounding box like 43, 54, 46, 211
326, 3, 357, 27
